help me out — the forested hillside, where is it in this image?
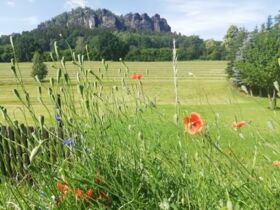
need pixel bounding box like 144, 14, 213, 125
0, 7, 227, 62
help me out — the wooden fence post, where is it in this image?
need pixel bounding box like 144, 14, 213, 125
0, 118, 67, 178
2, 126, 12, 177
0, 125, 7, 176
14, 122, 24, 178
20, 124, 30, 167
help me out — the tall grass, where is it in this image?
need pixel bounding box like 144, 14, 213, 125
0, 37, 279, 210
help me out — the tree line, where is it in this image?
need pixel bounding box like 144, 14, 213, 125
226, 13, 280, 109
0, 26, 228, 62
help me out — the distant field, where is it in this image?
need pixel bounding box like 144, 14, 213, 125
0, 60, 279, 132
0, 60, 238, 106
0, 60, 278, 129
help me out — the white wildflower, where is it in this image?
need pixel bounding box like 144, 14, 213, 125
159, 199, 170, 210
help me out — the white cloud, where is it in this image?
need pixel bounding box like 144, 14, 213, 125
28, 0, 35, 2
65, 0, 88, 9
7, 0, 16, 7
161, 0, 278, 40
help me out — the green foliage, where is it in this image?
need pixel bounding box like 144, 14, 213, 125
31, 52, 48, 81
0, 52, 280, 209
0, 27, 228, 62
0, 45, 12, 62
237, 29, 280, 92
228, 13, 280, 109
223, 25, 248, 78
92, 31, 129, 61
125, 47, 172, 61
202, 39, 227, 60
14, 34, 40, 62
177, 35, 204, 60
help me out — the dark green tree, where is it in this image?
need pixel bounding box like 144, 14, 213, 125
223, 25, 248, 78
31, 52, 48, 81
266, 15, 273, 30
93, 31, 129, 61
15, 34, 40, 61
236, 28, 280, 109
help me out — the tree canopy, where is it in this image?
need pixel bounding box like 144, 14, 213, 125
227, 12, 280, 109
0, 26, 227, 62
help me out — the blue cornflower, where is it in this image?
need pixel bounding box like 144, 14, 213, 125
55, 115, 62, 122
63, 138, 74, 146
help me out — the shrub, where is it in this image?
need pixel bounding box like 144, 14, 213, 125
31, 51, 48, 81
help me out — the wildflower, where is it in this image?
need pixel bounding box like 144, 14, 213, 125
51, 195, 56, 202
57, 180, 68, 194
159, 199, 170, 210
55, 115, 62, 122
73, 188, 83, 200
183, 112, 203, 135
232, 121, 245, 129
63, 138, 74, 146
131, 73, 142, 80
272, 161, 280, 166
85, 189, 94, 201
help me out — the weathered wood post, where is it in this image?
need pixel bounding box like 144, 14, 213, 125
14, 121, 24, 178
2, 126, 12, 177
20, 124, 30, 167
7, 127, 17, 177
0, 125, 7, 176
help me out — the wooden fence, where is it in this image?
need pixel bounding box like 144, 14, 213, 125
0, 123, 65, 179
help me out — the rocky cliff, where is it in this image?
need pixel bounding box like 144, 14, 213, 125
38, 7, 171, 32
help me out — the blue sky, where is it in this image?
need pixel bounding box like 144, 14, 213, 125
0, 0, 279, 40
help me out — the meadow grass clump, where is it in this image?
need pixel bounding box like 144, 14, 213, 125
0, 38, 279, 209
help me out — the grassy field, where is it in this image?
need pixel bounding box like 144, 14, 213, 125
0, 60, 280, 209
0, 60, 277, 130
1, 60, 279, 157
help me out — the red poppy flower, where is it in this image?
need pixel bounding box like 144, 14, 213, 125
57, 180, 68, 195
73, 188, 83, 200
183, 112, 203, 135
131, 73, 142, 80
232, 121, 245, 129
96, 175, 102, 184
85, 189, 94, 201
272, 161, 280, 166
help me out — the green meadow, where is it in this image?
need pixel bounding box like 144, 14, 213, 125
0, 60, 279, 209
0, 60, 278, 133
